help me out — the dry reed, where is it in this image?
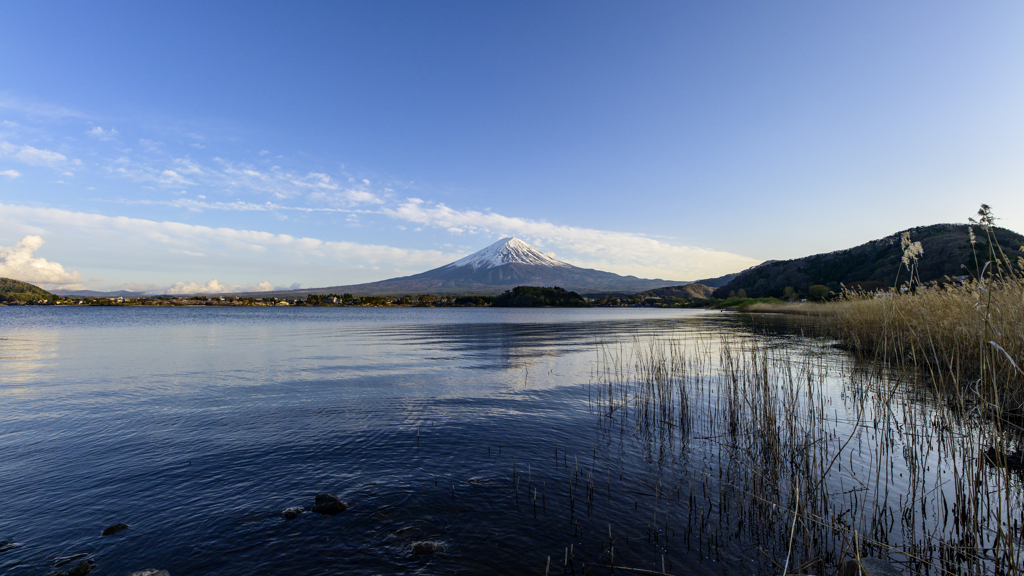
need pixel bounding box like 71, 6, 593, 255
588, 332, 1022, 576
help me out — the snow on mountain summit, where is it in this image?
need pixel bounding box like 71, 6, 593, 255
448, 237, 568, 270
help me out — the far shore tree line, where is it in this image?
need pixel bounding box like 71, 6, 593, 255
5, 216, 1021, 310
0, 282, 932, 309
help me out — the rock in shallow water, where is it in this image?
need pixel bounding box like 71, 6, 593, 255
311, 493, 348, 515
0, 540, 25, 553
52, 553, 90, 567
411, 541, 444, 555
282, 507, 304, 519
836, 557, 901, 576
126, 570, 170, 576
66, 559, 95, 576
101, 523, 129, 536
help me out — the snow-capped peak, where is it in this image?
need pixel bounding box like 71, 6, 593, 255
448, 237, 568, 269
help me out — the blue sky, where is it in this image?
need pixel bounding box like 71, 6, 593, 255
1, 1, 1022, 293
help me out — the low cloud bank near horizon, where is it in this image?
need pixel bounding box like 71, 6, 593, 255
385, 199, 760, 280
0, 203, 461, 292
0, 235, 83, 288
0, 202, 759, 293
162, 279, 284, 295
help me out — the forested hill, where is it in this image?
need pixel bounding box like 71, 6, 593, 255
713, 224, 1024, 299
635, 283, 714, 300
492, 286, 588, 307
0, 277, 54, 302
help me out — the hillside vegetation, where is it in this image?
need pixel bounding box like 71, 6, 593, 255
0, 277, 54, 303
635, 283, 714, 300
715, 223, 1024, 299
820, 207, 1024, 417
492, 286, 587, 307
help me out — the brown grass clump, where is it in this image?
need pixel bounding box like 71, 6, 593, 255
743, 301, 832, 315
825, 277, 1024, 414
823, 205, 1024, 417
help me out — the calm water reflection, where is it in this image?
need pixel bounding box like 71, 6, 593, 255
0, 307, 823, 575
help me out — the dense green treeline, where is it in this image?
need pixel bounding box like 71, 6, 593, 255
492, 286, 587, 307
0, 277, 56, 303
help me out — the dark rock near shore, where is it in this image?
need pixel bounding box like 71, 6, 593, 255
836, 557, 901, 576
126, 570, 170, 576
282, 507, 304, 519
310, 493, 348, 515
0, 539, 25, 553
102, 523, 129, 536
411, 541, 444, 555
66, 559, 96, 576
52, 553, 90, 567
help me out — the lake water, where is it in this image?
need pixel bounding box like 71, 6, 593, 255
1, 307, 1015, 575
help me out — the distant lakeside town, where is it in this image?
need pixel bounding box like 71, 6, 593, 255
0, 290, 708, 309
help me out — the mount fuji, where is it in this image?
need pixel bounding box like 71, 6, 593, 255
275, 237, 687, 296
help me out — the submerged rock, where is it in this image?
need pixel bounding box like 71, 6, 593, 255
411, 541, 444, 555
66, 559, 95, 576
126, 570, 170, 576
0, 540, 25, 553
836, 557, 901, 576
282, 507, 304, 519
101, 523, 129, 536
52, 553, 90, 567
310, 493, 348, 515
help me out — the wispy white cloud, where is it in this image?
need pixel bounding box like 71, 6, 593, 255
163, 279, 284, 294
106, 156, 196, 187
172, 157, 203, 174
308, 188, 384, 206
0, 141, 80, 170
0, 235, 83, 288
2, 96, 753, 281
103, 156, 386, 206
384, 199, 759, 279
0, 95, 88, 120
113, 197, 365, 214
0, 203, 459, 273
159, 169, 194, 186
87, 126, 118, 140
139, 139, 164, 152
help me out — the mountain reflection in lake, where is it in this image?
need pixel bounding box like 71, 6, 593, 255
0, 307, 1019, 575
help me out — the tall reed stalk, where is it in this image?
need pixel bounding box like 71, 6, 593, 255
592, 332, 1022, 575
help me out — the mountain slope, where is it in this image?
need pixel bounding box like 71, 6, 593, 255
1, 277, 54, 302
262, 237, 689, 296
713, 224, 1024, 298
636, 283, 714, 300
692, 272, 741, 288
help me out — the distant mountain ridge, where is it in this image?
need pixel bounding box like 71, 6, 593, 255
52, 289, 147, 298
714, 224, 1024, 299
256, 237, 690, 297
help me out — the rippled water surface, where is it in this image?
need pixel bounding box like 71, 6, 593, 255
1, 307, 765, 575
6, 306, 1001, 576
